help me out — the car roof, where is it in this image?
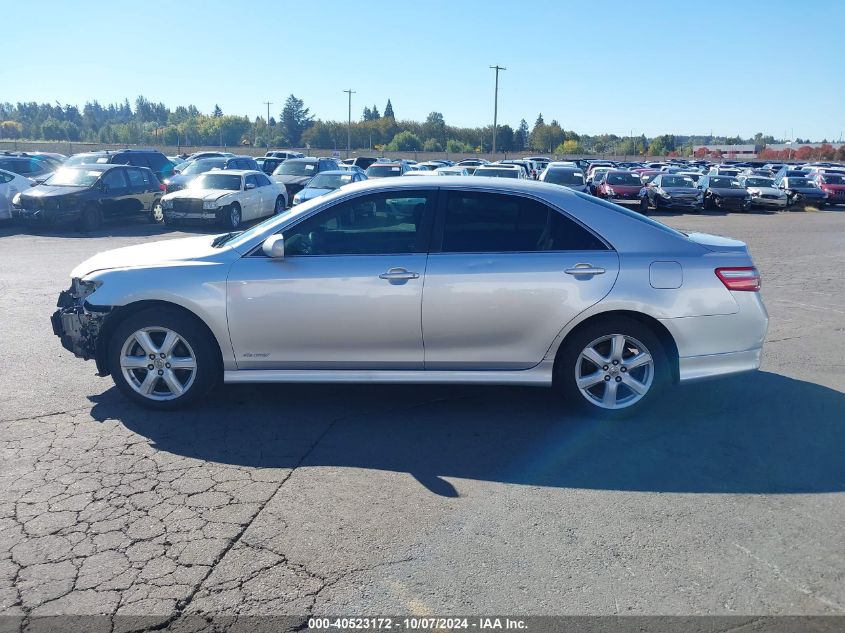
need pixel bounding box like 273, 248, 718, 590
200, 169, 259, 176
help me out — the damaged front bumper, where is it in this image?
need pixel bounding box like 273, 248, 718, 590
51, 279, 110, 363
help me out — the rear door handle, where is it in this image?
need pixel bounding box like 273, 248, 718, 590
379, 267, 420, 280
565, 263, 606, 276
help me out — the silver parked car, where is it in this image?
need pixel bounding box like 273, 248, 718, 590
52, 178, 768, 418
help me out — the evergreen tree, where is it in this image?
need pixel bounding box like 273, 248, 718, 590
279, 94, 314, 146
372, 104, 380, 119
384, 99, 395, 119
212, 104, 223, 117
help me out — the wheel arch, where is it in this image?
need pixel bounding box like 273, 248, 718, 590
95, 300, 223, 377
550, 309, 680, 385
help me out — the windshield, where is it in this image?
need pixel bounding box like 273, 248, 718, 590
474, 168, 519, 178
307, 173, 354, 189
718, 169, 740, 176
65, 154, 104, 167
710, 177, 741, 188
275, 161, 318, 176
44, 167, 102, 187
788, 178, 815, 187
366, 164, 403, 177
661, 176, 696, 188
745, 178, 774, 188
190, 173, 242, 191
180, 159, 225, 175
544, 170, 585, 185
606, 173, 641, 186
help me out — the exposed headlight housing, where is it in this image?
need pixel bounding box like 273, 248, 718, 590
605, 187, 615, 196
292, 194, 302, 205
203, 200, 220, 210
72, 278, 103, 300
12, 192, 22, 207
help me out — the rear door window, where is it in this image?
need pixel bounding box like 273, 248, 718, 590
439, 191, 607, 253
126, 168, 145, 188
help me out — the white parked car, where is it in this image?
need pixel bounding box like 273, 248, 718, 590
0, 168, 35, 220
161, 170, 287, 229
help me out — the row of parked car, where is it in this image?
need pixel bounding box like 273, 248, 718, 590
2, 148, 843, 230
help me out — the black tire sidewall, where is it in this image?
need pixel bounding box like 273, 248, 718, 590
108, 307, 220, 410
555, 316, 670, 419
274, 196, 285, 214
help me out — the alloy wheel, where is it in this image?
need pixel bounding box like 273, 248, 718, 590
574, 334, 654, 410
119, 327, 197, 401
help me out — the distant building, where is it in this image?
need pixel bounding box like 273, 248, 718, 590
693, 144, 756, 157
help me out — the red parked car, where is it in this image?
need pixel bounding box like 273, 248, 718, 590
811, 173, 845, 206
596, 170, 644, 205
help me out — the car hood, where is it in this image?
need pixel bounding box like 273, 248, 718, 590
165, 173, 197, 185
661, 187, 700, 195
821, 184, 845, 191
22, 185, 87, 199
163, 188, 236, 202
746, 186, 782, 195
71, 234, 227, 278
709, 187, 747, 197
605, 184, 641, 193
272, 175, 312, 185
298, 187, 333, 199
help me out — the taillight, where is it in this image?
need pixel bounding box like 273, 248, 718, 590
715, 266, 761, 292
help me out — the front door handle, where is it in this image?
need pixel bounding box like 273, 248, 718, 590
379, 267, 420, 280
565, 263, 606, 276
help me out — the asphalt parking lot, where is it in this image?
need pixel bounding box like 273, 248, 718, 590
1, 209, 844, 621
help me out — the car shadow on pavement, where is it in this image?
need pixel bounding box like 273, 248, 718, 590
89, 370, 845, 497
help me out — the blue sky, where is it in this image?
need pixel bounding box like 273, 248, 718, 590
3, 0, 843, 140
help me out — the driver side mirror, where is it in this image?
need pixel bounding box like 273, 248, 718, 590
262, 234, 285, 259
245, 183, 256, 190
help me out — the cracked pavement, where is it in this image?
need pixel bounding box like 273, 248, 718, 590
0, 211, 844, 622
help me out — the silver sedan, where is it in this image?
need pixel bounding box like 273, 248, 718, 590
52, 177, 768, 418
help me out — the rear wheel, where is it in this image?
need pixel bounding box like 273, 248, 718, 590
274, 196, 286, 214
555, 316, 670, 419
80, 205, 102, 232
108, 307, 220, 410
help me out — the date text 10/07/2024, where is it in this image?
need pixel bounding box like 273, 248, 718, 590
308, 617, 528, 630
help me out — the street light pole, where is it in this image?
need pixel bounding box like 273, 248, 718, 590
263, 101, 273, 148
343, 89, 356, 159
490, 65, 506, 155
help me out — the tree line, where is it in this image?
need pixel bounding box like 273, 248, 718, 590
0, 95, 812, 156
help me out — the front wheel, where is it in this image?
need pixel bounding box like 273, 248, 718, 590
108, 307, 220, 410
80, 205, 102, 232
223, 203, 241, 229
149, 199, 164, 223
554, 316, 670, 419
273, 196, 286, 214
639, 197, 650, 214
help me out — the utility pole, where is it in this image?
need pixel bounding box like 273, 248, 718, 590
343, 89, 355, 158
490, 65, 506, 155
263, 101, 273, 148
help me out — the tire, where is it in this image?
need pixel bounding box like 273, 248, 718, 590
273, 196, 286, 214
703, 194, 714, 211
639, 197, 650, 214
108, 307, 220, 410
554, 316, 670, 420
223, 203, 241, 229
149, 199, 164, 223
80, 205, 102, 232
